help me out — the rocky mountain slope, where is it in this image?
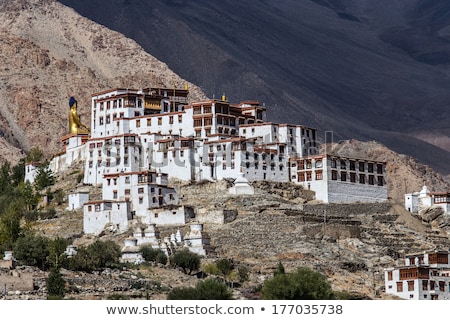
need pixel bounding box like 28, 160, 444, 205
0, 0, 206, 164
58, 0, 450, 176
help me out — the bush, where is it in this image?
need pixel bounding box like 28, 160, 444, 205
216, 258, 234, 278
261, 266, 334, 300
196, 278, 233, 299
47, 267, 65, 299
14, 233, 49, 269
140, 245, 167, 264
170, 249, 201, 275
167, 287, 199, 300
155, 251, 168, 265
65, 240, 121, 272
167, 278, 233, 300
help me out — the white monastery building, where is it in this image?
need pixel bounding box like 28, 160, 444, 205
405, 185, 450, 214
37, 86, 388, 236
385, 250, 450, 300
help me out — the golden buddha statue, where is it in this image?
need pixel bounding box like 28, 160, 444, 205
68, 97, 90, 135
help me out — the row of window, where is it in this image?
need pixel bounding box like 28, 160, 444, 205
331, 159, 383, 174
331, 171, 384, 186
396, 280, 450, 293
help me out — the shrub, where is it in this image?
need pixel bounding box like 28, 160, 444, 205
170, 249, 201, 275
14, 233, 49, 269
261, 266, 334, 300
65, 240, 121, 272
47, 267, 65, 299
140, 245, 166, 264
167, 278, 233, 300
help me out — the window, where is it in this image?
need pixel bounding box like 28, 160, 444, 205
359, 174, 366, 184
315, 170, 323, 180
439, 281, 445, 292
306, 172, 312, 181
422, 280, 428, 291
340, 160, 346, 169
377, 176, 384, 186
350, 172, 356, 183
377, 164, 383, 174
331, 170, 337, 180
349, 161, 355, 171
397, 282, 403, 292
368, 175, 375, 185
306, 160, 312, 169
125, 176, 130, 184
315, 160, 323, 168
359, 162, 365, 171
136, 119, 140, 127
113, 191, 117, 199
340, 171, 347, 182
125, 189, 130, 195
138, 187, 144, 194
298, 173, 305, 182
408, 281, 414, 291
331, 159, 337, 168
388, 271, 393, 281
368, 163, 374, 173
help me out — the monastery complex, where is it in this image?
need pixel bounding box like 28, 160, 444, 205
25, 86, 388, 241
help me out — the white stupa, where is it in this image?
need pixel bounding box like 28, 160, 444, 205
229, 172, 254, 195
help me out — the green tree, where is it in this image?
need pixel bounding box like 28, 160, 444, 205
0, 208, 22, 250
53, 189, 65, 206
46, 267, 65, 299
11, 158, 25, 186
34, 162, 55, 192
216, 258, 234, 279
261, 267, 334, 300
14, 233, 49, 269
140, 245, 162, 262
87, 240, 121, 269
48, 237, 69, 268
236, 265, 250, 283
66, 240, 121, 272
196, 278, 233, 299
0, 161, 12, 195
170, 249, 201, 275
155, 250, 168, 265
167, 278, 232, 300
26, 146, 44, 163
19, 181, 39, 212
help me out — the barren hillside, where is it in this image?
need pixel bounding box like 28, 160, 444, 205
0, 0, 206, 163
